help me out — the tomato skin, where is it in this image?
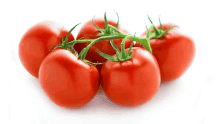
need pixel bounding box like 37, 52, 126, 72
75, 19, 132, 71
101, 48, 160, 106
19, 21, 74, 78
150, 33, 195, 82
137, 24, 195, 82
39, 49, 100, 108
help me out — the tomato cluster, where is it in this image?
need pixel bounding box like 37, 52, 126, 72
19, 13, 195, 108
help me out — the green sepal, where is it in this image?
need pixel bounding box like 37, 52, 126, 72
50, 23, 80, 54
163, 25, 178, 34
116, 52, 121, 61
92, 16, 105, 32
96, 33, 136, 62
114, 11, 119, 28
67, 40, 78, 57
147, 15, 160, 36
150, 25, 178, 39
127, 50, 134, 60
110, 40, 121, 54
63, 23, 81, 44
104, 12, 109, 33
83, 59, 104, 66
50, 44, 62, 52
147, 15, 154, 24
92, 12, 121, 38
120, 38, 127, 59
78, 48, 87, 60
96, 50, 118, 62
145, 22, 148, 31
60, 28, 64, 41
145, 16, 178, 39
159, 17, 163, 30
126, 33, 135, 57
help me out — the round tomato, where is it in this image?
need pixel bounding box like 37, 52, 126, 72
101, 48, 160, 106
75, 19, 132, 71
137, 24, 195, 82
39, 49, 100, 108
19, 21, 74, 78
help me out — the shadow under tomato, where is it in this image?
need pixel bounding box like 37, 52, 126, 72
28, 69, 184, 113
70, 78, 184, 111
148, 78, 184, 104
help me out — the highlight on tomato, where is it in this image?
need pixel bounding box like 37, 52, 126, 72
19, 21, 74, 78
39, 49, 100, 108
18, 12, 196, 108
97, 35, 161, 106
147, 34, 195, 82
136, 17, 195, 82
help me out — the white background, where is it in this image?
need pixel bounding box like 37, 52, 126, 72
1, 0, 220, 124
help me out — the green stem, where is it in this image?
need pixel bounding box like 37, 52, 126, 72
108, 25, 125, 35
134, 37, 152, 53
69, 40, 93, 44
121, 35, 132, 58
77, 34, 152, 54
108, 24, 152, 53
87, 35, 124, 48
66, 23, 153, 59
153, 25, 160, 35
80, 35, 125, 60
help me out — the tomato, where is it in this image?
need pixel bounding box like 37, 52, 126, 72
101, 48, 160, 106
39, 49, 100, 108
137, 24, 195, 82
75, 19, 132, 71
19, 21, 74, 78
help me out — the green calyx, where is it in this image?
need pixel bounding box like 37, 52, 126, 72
92, 12, 120, 37
51, 23, 102, 66
50, 12, 178, 65
96, 34, 135, 62
52, 23, 81, 53
146, 15, 177, 39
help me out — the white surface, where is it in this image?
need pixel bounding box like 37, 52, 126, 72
1, 0, 220, 124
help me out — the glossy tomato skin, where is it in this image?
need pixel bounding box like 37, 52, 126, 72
39, 49, 100, 108
101, 48, 160, 106
19, 21, 74, 78
137, 24, 195, 82
149, 33, 195, 82
75, 19, 132, 71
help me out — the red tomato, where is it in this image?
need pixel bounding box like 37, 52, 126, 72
19, 21, 74, 78
137, 24, 195, 82
39, 49, 100, 108
75, 19, 132, 71
101, 48, 160, 106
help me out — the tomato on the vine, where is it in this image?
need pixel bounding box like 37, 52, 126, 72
39, 49, 100, 108
75, 19, 132, 71
101, 48, 160, 106
19, 21, 74, 78
137, 24, 195, 82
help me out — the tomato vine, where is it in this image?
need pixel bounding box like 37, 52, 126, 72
54, 12, 175, 65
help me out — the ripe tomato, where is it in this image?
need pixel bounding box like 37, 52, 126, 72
75, 19, 132, 71
19, 21, 74, 78
101, 48, 160, 106
137, 24, 195, 82
39, 49, 100, 108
